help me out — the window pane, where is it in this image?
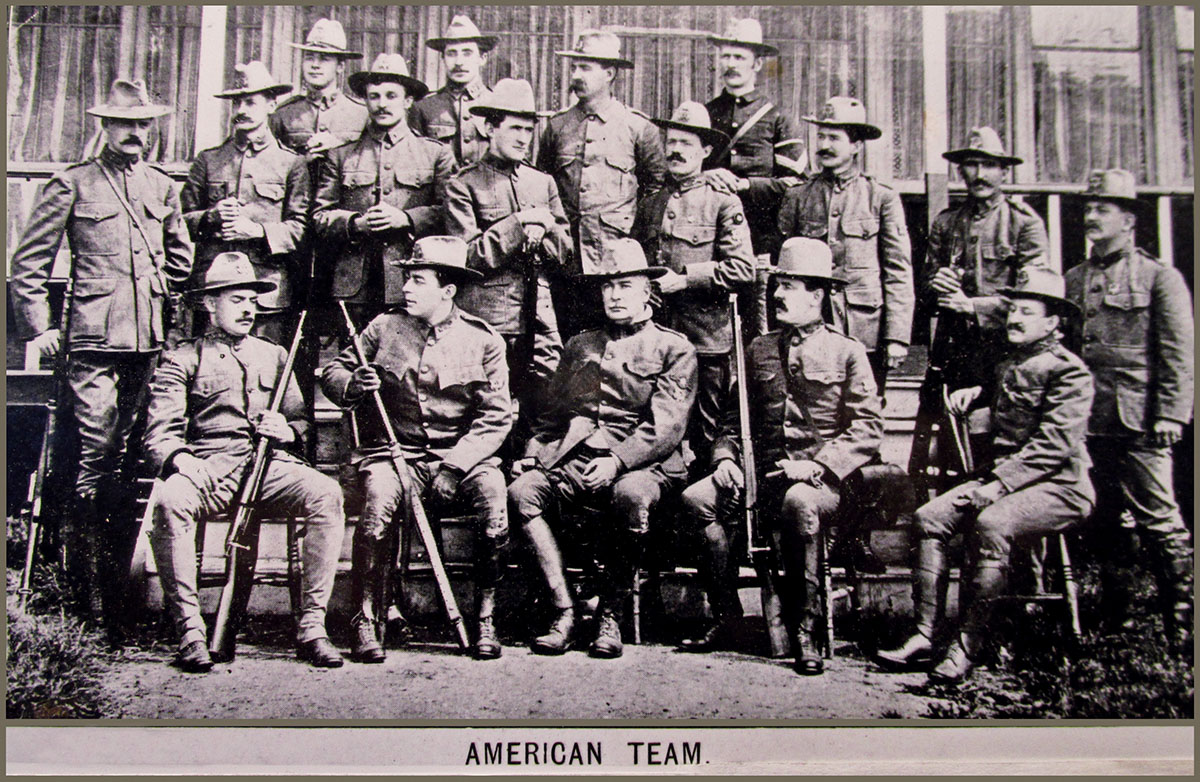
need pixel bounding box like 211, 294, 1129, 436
1176, 6, 1193, 51
947, 7, 1009, 164
1030, 6, 1138, 49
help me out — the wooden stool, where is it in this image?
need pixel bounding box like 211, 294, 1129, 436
997, 532, 1081, 644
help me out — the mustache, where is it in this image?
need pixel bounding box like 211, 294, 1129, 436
723, 68, 740, 77
816, 149, 836, 157
121, 136, 144, 145
667, 153, 686, 163
232, 114, 252, 123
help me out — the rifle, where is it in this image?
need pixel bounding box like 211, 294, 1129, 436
338, 302, 470, 650
209, 310, 309, 661
517, 239, 548, 387
729, 293, 790, 657
942, 384, 975, 477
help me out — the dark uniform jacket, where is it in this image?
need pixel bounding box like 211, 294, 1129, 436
143, 332, 309, 481
705, 88, 805, 256
180, 133, 310, 310
1065, 239, 1194, 436
527, 316, 698, 476
443, 153, 573, 334
312, 123, 457, 302
409, 79, 491, 169
10, 146, 194, 352
632, 173, 755, 354
269, 88, 369, 161
711, 321, 883, 481
320, 306, 512, 475
777, 169, 914, 351
536, 98, 666, 274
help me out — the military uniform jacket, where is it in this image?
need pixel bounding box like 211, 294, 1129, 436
409, 79, 491, 169
320, 306, 512, 474
180, 133, 310, 310
924, 192, 1048, 331
527, 317, 698, 475
443, 153, 573, 334
705, 89, 805, 255
711, 322, 883, 481
536, 99, 666, 274
777, 169, 914, 351
1065, 240, 1194, 436
312, 123, 457, 301
10, 147, 194, 352
632, 173, 755, 354
979, 334, 1094, 499
269, 89, 369, 162
143, 333, 309, 482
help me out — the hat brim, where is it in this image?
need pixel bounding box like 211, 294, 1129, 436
997, 289, 1080, 316
554, 50, 634, 69
348, 72, 430, 100
769, 270, 848, 287
707, 36, 779, 57
584, 266, 670, 280
469, 105, 538, 121
398, 260, 484, 281
426, 35, 499, 53
943, 149, 1022, 166
801, 117, 883, 141
190, 279, 279, 296
214, 84, 293, 100
1068, 193, 1154, 217
652, 119, 729, 148
289, 43, 363, 59
87, 104, 172, 120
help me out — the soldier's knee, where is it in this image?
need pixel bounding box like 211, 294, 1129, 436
612, 479, 656, 534
508, 470, 550, 523
307, 473, 346, 520
681, 478, 720, 527
974, 508, 1013, 559
155, 474, 203, 529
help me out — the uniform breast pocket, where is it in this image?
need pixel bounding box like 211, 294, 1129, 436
190, 374, 234, 405
395, 166, 435, 191
437, 361, 487, 390
1100, 291, 1151, 347
343, 170, 377, 191
70, 277, 119, 340
253, 181, 286, 203
798, 219, 828, 239
668, 222, 717, 247
1002, 378, 1044, 410
801, 364, 847, 427
428, 121, 457, 141
143, 200, 173, 225
555, 139, 584, 171
623, 358, 663, 405
72, 202, 121, 256
840, 217, 880, 241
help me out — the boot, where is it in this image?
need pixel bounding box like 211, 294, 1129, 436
929, 559, 1006, 685
929, 635, 974, 683
64, 497, 105, 622
533, 607, 574, 655
473, 544, 504, 660
876, 539, 947, 669
348, 535, 386, 663
679, 524, 741, 652
590, 609, 624, 659
1160, 550, 1194, 653
793, 627, 824, 675
475, 615, 501, 660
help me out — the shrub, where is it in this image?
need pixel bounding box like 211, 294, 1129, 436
6, 603, 109, 718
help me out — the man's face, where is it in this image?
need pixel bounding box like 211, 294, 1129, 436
205, 288, 258, 338
664, 129, 710, 178
718, 45, 762, 91
442, 42, 486, 87
365, 81, 412, 129
1083, 200, 1135, 244
569, 60, 614, 101
1005, 297, 1059, 346
489, 115, 535, 163
230, 93, 273, 133
401, 268, 453, 321
103, 118, 154, 157
301, 51, 341, 90
814, 127, 860, 172
601, 275, 652, 324
773, 277, 825, 327
958, 158, 1006, 200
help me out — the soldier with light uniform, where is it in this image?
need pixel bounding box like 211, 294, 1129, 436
320, 237, 513, 662
410, 14, 498, 170
181, 62, 309, 342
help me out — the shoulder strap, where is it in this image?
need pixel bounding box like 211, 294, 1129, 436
714, 102, 775, 163
97, 164, 158, 260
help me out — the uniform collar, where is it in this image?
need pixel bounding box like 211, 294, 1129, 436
671, 171, 706, 191
204, 328, 250, 349
819, 165, 861, 190
442, 77, 486, 100
969, 190, 1005, 218
1013, 331, 1061, 359
233, 128, 274, 155
369, 122, 412, 147
580, 95, 618, 122
1089, 236, 1134, 268
723, 88, 763, 107
100, 144, 140, 173
419, 305, 461, 340
306, 85, 343, 110
785, 318, 825, 344
605, 309, 653, 339
483, 151, 521, 174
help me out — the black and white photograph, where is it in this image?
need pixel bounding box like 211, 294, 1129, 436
4, 2, 1194, 745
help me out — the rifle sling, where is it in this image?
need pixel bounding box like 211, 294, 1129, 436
714, 102, 775, 165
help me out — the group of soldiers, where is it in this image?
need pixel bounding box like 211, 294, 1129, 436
9, 17, 1193, 684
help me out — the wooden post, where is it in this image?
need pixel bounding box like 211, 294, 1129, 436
194, 5, 228, 154
1008, 7, 1036, 183
1157, 196, 1175, 267
922, 5, 950, 227
863, 6, 895, 181
1140, 6, 1185, 186
1046, 194, 1063, 273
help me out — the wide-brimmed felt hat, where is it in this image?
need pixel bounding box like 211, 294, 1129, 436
398, 236, 483, 281
290, 18, 362, 59
1072, 168, 1152, 217
426, 15, 499, 53
584, 238, 668, 280
943, 126, 1022, 166
348, 53, 429, 100
555, 30, 634, 70
998, 267, 1079, 317
192, 252, 278, 295
802, 96, 882, 141
87, 79, 172, 120
771, 237, 847, 286
653, 101, 729, 148
469, 79, 538, 120
215, 61, 293, 100
708, 18, 778, 57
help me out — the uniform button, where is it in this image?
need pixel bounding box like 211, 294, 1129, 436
1087, 308, 1098, 317
219, 353, 226, 359
732, 122, 740, 128
319, 124, 328, 132
421, 366, 430, 373
1091, 285, 1102, 293
135, 246, 144, 254
384, 162, 392, 169
671, 192, 680, 199
419, 393, 428, 402
667, 211, 676, 219
427, 338, 435, 346
831, 209, 840, 217
383, 187, 392, 195
790, 336, 800, 346
969, 236, 979, 244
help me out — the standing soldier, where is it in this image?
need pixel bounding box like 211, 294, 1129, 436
778, 97, 913, 388
320, 237, 513, 662
537, 30, 666, 334
270, 18, 368, 169
1064, 170, 1194, 652
704, 18, 807, 333
508, 239, 697, 659
145, 253, 347, 672
410, 14, 499, 170
679, 239, 882, 674
9, 79, 194, 624
443, 79, 572, 407
312, 54, 456, 314
181, 62, 309, 342
633, 101, 754, 472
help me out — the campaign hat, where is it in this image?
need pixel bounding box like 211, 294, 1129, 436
942, 126, 1022, 166
192, 252, 278, 295
87, 79, 172, 120
770, 237, 847, 287
708, 18, 779, 57
348, 53, 429, 100
425, 15, 499, 53
289, 18, 362, 59
400, 236, 483, 281
555, 30, 634, 70
653, 102, 729, 148
802, 96, 882, 141
214, 61, 293, 100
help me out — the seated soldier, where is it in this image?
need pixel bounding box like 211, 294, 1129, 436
876, 268, 1094, 683
144, 252, 347, 672
680, 238, 883, 675
320, 236, 513, 662
509, 238, 698, 659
